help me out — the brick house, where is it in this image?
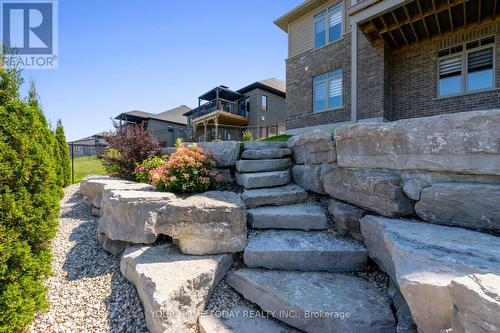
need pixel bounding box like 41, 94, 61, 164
275, 0, 500, 134
115, 105, 190, 147
183, 78, 287, 141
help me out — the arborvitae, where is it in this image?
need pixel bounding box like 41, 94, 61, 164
55, 119, 72, 187
0, 66, 60, 331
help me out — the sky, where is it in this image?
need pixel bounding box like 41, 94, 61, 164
19, 0, 302, 141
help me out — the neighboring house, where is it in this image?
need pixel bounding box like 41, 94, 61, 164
275, 0, 500, 134
183, 78, 286, 141
69, 132, 109, 157
115, 105, 190, 147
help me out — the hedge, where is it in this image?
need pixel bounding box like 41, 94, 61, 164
55, 120, 71, 187
0, 67, 61, 331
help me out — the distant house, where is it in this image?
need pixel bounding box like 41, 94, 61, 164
115, 105, 191, 147
183, 78, 286, 141
70, 132, 109, 157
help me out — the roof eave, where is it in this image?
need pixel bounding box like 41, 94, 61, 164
274, 0, 330, 33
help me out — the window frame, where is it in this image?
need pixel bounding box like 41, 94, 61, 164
313, 2, 344, 50
437, 37, 496, 98
261, 95, 268, 111
313, 69, 343, 113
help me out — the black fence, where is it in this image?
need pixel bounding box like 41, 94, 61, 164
191, 123, 286, 142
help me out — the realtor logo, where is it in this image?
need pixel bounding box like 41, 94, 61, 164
1, 0, 58, 69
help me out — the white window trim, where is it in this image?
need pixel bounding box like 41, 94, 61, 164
313, 70, 343, 113
437, 38, 496, 98
313, 2, 344, 50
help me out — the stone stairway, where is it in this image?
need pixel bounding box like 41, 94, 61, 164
214, 141, 396, 332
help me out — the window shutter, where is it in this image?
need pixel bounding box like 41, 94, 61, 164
439, 56, 462, 78
329, 8, 342, 27
329, 77, 342, 97
468, 48, 493, 73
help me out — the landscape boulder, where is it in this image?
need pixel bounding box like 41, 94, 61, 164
360, 215, 500, 333
98, 190, 176, 244
227, 269, 395, 333
243, 141, 287, 150
196, 141, 242, 167
334, 110, 500, 175
415, 182, 500, 233
388, 280, 418, 333
323, 168, 414, 217
157, 191, 247, 255
292, 164, 334, 194
287, 130, 336, 164
121, 244, 233, 333
449, 273, 500, 333
241, 148, 292, 160
327, 199, 365, 241
401, 171, 500, 201
79, 175, 154, 215
236, 158, 291, 173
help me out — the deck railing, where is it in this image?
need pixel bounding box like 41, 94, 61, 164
191, 98, 249, 119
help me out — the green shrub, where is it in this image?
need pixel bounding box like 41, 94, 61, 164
174, 137, 184, 148
133, 155, 167, 183
149, 144, 217, 193
242, 130, 254, 141
100, 148, 125, 177
54, 120, 71, 187
0, 67, 61, 332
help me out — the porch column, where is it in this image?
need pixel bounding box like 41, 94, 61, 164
203, 121, 208, 142
214, 116, 219, 140
351, 21, 358, 123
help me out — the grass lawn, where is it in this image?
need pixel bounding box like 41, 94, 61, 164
261, 134, 292, 142
72, 156, 106, 183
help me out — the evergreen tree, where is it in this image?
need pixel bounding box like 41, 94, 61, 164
0, 65, 60, 331
55, 120, 72, 187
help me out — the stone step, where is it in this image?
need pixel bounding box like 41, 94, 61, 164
241, 148, 293, 160
244, 230, 367, 272
236, 158, 291, 173
242, 185, 308, 208
199, 305, 302, 333
244, 141, 288, 150
248, 204, 328, 230
236, 170, 291, 189
226, 269, 396, 333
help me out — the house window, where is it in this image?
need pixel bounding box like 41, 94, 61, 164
261, 95, 268, 111
313, 69, 342, 112
438, 37, 495, 97
313, 2, 343, 49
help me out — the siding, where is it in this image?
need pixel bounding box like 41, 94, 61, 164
288, 0, 350, 58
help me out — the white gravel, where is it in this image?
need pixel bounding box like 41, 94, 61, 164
30, 184, 148, 333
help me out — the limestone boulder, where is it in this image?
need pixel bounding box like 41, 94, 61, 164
449, 273, 500, 333
157, 191, 247, 255
79, 175, 154, 213
335, 110, 500, 175
236, 171, 291, 189
292, 164, 335, 194
236, 158, 291, 173
323, 168, 414, 217
227, 269, 395, 333
388, 280, 418, 333
121, 244, 233, 333
241, 185, 308, 208
401, 171, 500, 201
98, 190, 176, 245
360, 215, 500, 333
198, 305, 302, 333
241, 148, 292, 160
215, 168, 233, 183
327, 199, 365, 241
196, 141, 242, 167
287, 130, 336, 164
415, 182, 500, 233
243, 141, 287, 150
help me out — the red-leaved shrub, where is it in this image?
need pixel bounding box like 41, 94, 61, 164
101, 122, 159, 179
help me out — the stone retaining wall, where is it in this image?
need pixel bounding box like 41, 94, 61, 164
289, 110, 500, 235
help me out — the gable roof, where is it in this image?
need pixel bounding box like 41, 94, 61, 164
115, 105, 190, 125
274, 0, 331, 32
237, 77, 286, 97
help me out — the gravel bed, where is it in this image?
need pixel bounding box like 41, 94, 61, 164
30, 184, 148, 333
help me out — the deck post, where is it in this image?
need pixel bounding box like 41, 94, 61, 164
351, 21, 358, 123
215, 116, 219, 140
203, 121, 207, 142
